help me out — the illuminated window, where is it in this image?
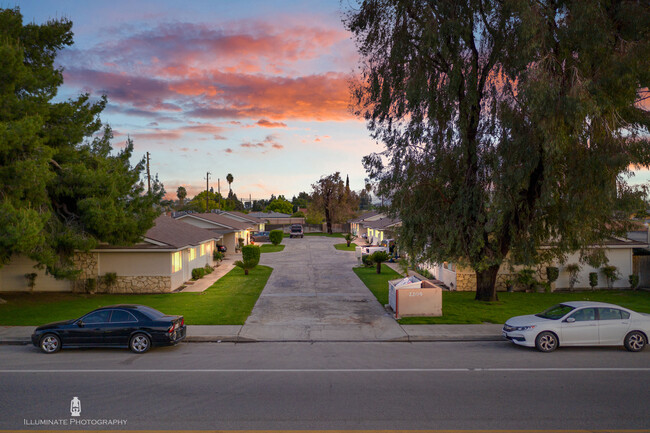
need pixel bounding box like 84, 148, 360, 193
189, 247, 196, 261
172, 252, 182, 273
200, 244, 206, 256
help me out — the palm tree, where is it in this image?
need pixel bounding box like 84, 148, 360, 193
176, 186, 187, 207
369, 251, 390, 274
226, 173, 234, 192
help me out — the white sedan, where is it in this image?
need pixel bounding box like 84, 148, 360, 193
503, 301, 650, 352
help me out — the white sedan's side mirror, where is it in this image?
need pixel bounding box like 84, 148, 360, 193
565, 317, 576, 323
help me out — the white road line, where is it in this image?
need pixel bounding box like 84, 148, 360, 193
0, 367, 649, 373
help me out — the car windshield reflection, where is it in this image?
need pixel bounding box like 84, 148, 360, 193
535, 304, 575, 320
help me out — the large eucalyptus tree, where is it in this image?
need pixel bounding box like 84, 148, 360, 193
346, 0, 650, 300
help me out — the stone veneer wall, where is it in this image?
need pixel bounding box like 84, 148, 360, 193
72, 252, 172, 293
72, 252, 99, 292
99, 276, 172, 294
455, 271, 536, 291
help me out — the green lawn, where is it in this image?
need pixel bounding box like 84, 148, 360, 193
260, 244, 285, 253
352, 265, 650, 324
0, 266, 273, 326
305, 232, 345, 238
334, 243, 357, 251
353, 264, 402, 305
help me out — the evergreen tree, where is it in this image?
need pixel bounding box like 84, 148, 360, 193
0, 8, 163, 278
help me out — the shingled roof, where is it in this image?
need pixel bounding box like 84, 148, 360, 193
176, 213, 254, 230
144, 215, 221, 249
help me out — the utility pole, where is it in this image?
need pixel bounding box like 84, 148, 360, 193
218, 179, 221, 196
205, 172, 211, 212
146, 152, 151, 193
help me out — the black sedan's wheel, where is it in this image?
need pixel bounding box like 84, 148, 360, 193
129, 333, 151, 353
624, 331, 647, 352
535, 331, 558, 352
40, 334, 61, 354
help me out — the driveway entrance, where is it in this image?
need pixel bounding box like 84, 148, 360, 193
239, 236, 407, 341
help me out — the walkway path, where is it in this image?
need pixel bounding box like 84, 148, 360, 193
180, 252, 241, 293
239, 236, 407, 341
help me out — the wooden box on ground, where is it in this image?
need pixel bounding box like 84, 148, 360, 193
388, 277, 442, 319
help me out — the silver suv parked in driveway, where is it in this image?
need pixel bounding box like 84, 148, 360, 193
289, 224, 304, 238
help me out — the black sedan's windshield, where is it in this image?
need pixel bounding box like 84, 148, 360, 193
536, 304, 575, 320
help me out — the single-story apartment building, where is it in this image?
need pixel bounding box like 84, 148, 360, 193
424, 237, 649, 291
174, 212, 255, 253
212, 210, 266, 232
349, 211, 383, 236
364, 217, 401, 245
0, 215, 220, 293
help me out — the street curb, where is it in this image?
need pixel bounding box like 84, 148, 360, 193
0, 335, 505, 345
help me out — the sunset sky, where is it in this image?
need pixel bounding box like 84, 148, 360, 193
15, 0, 376, 201
13, 1, 650, 202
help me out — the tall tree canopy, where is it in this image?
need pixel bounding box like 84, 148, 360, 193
346, 0, 650, 300
0, 8, 164, 278
266, 197, 293, 214
311, 172, 360, 233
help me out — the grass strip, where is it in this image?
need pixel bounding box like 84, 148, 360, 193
260, 244, 285, 253
334, 243, 357, 251
0, 266, 273, 326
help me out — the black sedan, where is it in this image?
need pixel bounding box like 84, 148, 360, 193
31, 305, 186, 354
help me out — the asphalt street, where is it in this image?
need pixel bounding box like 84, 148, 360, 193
1, 341, 649, 431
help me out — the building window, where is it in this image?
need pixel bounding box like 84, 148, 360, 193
189, 247, 196, 262
200, 244, 206, 256
172, 252, 182, 273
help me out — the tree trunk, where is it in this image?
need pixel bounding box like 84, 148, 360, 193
347, 241, 351, 247
244, 269, 249, 276
376, 262, 381, 274
475, 265, 500, 301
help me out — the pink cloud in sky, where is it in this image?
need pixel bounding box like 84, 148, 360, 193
59, 18, 359, 127
256, 119, 287, 128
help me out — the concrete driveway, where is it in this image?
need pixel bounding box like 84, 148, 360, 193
240, 236, 407, 341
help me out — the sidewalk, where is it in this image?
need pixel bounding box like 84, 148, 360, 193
0, 323, 505, 344
180, 253, 240, 292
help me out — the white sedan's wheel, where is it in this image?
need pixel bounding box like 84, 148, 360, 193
129, 333, 151, 353
40, 334, 61, 353
535, 331, 558, 352
624, 331, 647, 352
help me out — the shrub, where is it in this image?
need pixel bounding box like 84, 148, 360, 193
213, 251, 224, 262
601, 265, 619, 289
292, 211, 305, 217
629, 274, 639, 290
269, 230, 283, 246
86, 278, 97, 294
102, 272, 118, 293
546, 267, 559, 284
204, 265, 213, 274
236, 244, 261, 275
192, 267, 205, 280
369, 251, 390, 274
565, 263, 581, 291
361, 255, 374, 268
24, 273, 37, 292
344, 233, 354, 247
588, 272, 598, 290
516, 269, 537, 292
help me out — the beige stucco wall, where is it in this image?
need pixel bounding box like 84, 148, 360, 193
555, 249, 633, 289
0, 255, 72, 292
99, 252, 171, 276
